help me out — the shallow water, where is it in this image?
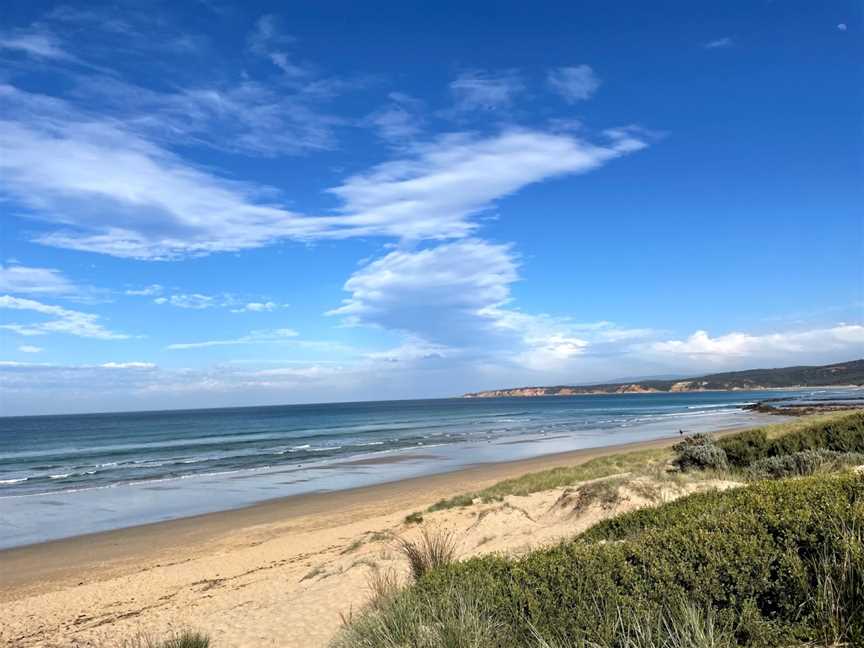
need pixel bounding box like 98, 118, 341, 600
0, 389, 855, 548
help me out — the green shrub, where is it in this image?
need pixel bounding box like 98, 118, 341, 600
337, 474, 864, 648
672, 434, 728, 472
747, 449, 864, 479
716, 429, 769, 468
716, 411, 864, 470
771, 410, 864, 456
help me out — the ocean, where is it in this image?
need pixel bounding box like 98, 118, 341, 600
0, 389, 851, 548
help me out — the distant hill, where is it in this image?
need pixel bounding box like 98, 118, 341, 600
463, 359, 864, 398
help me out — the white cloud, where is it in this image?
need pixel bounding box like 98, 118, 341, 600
364, 339, 451, 364
101, 361, 156, 369
547, 66, 600, 103
125, 284, 163, 296
327, 128, 648, 241
0, 92, 329, 259
247, 14, 309, 77
0, 265, 77, 295
0, 30, 71, 59
649, 325, 864, 360
18, 345, 43, 353
363, 93, 424, 142
328, 239, 654, 373
448, 70, 523, 112
232, 301, 279, 313
704, 37, 734, 49
155, 293, 216, 309
167, 328, 298, 350
1, 83, 648, 258
837, 23, 847, 31
329, 239, 518, 345
0, 295, 129, 339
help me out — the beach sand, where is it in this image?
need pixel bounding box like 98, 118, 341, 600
0, 430, 746, 648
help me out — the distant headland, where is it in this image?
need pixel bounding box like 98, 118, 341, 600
463, 359, 864, 398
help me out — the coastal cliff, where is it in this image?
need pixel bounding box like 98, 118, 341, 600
463, 359, 864, 398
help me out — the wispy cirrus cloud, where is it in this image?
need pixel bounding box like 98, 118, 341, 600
703, 37, 734, 49
0, 264, 78, 296
125, 284, 163, 296
547, 65, 601, 103
166, 328, 298, 350
363, 92, 425, 142
1, 82, 649, 258
0, 295, 129, 339
447, 69, 524, 113
326, 127, 648, 241
247, 14, 310, 78
0, 28, 72, 60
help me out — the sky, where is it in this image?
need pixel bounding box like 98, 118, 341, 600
0, 0, 862, 415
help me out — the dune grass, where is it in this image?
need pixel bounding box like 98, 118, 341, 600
395, 526, 458, 582
428, 448, 672, 512
426, 411, 864, 515
334, 473, 864, 648
120, 631, 210, 648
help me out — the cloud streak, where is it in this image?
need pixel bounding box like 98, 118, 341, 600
167, 328, 298, 350
1, 84, 649, 258
0, 295, 129, 339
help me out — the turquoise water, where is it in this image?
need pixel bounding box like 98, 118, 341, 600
0, 390, 848, 548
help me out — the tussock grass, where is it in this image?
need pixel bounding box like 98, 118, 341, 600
530, 598, 736, 648
366, 568, 401, 610
396, 526, 457, 582
120, 631, 210, 648
810, 519, 864, 646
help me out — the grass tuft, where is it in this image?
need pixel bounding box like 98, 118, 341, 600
396, 526, 457, 582
120, 631, 210, 648
404, 511, 424, 525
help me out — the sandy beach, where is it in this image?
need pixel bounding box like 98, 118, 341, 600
0, 426, 763, 648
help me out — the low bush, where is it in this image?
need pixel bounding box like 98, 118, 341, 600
716, 429, 769, 468
746, 449, 864, 479
771, 410, 864, 456
335, 474, 864, 648
675, 411, 864, 475
716, 411, 864, 470
671, 434, 728, 472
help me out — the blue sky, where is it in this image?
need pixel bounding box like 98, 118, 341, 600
0, 0, 861, 415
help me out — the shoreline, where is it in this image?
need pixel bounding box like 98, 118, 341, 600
0, 425, 753, 596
